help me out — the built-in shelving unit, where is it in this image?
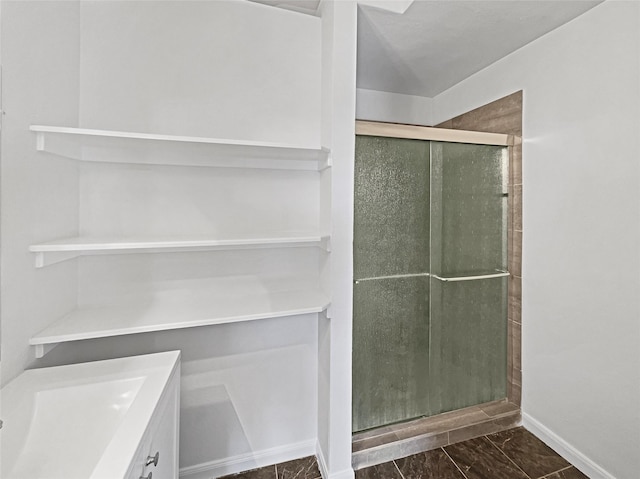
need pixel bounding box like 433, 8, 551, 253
30, 284, 330, 358
30, 125, 332, 170
29, 234, 330, 268
29, 124, 332, 358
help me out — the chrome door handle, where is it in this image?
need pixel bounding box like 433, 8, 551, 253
146, 451, 160, 467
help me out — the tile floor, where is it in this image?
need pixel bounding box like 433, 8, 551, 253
221, 427, 588, 479
357, 427, 587, 479
222, 456, 322, 479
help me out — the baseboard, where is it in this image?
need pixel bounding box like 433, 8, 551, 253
522, 413, 616, 479
316, 441, 330, 479
179, 439, 317, 479
315, 441, 355, 479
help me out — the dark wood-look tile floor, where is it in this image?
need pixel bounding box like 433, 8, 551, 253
219, 427, 588, 479
355, 427, 589, 479
221, 456, 322, 479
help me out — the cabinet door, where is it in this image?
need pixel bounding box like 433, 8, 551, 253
143, 377, 180, 479
125, 440, 150, 479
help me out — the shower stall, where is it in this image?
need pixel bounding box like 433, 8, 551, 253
353, 122, 510, 433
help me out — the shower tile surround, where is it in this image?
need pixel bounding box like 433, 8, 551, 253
352, 91, 523, 467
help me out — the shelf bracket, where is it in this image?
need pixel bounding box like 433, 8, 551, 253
318, 148, 332, 171
319, 236, 331, 252
34, 251, 81, 268
35, 131, 45, 151
33, 130, 82, 161
34, 342, 59, 359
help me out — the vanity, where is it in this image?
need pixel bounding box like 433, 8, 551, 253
1, 351, 180, 479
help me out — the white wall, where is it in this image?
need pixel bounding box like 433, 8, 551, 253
80, 1, 320, 474
433, 2, 640, 478
3, 0, 325, 476
356, 88, 432, 125
318, 2, 357, 479
78, 0, 320, 144
0, 1, 80, 385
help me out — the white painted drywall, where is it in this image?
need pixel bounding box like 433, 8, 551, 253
0, 1, 80, 385
78, 0, 321, 145
356, 88, 432, 125
78, 163, 320, 238
12, 0, 324, 474
433, 2, 640, 477
318, 2, 356, 479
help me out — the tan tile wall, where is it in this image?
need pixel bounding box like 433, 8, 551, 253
436, 91, 523, 406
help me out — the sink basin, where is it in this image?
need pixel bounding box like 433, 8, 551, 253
1, 351, 180, 479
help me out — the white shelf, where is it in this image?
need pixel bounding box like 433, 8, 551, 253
30, 285, 330, 358
30, 125, 331, 171
29, 234, 330, 268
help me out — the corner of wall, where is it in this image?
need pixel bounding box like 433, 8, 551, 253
318, 0, 357, 477
0, 0, 81, 385
355, 88, 433, 126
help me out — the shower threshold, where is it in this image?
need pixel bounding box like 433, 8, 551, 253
352, 398, 521, 470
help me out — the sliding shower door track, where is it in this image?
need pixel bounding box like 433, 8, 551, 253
352, 398, 521, 470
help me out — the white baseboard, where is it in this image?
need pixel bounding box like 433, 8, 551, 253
315, 441, 354, 479
179, 440, 317, 479
316, 441, 330, 479
522, 413, 616, 479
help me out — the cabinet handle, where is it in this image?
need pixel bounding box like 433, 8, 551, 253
139, 473, 152, 479
146, 452, 160, 467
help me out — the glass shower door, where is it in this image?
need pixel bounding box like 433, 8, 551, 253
352, 135, 432, 432
429, 142, 509, 414
352, 136, 509, 432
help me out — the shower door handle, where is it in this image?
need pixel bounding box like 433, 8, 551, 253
431, 271, 510, 282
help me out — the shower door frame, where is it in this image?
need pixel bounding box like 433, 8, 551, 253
353, 119, 522, 469
355, 120, 518, 147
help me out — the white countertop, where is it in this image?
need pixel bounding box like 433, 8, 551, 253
1, 351, 180, 479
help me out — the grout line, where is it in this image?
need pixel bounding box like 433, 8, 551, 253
485, 435, 532, 479
441, 447, 470, 479
538, 465, 575, 479
392, 460, 406, 479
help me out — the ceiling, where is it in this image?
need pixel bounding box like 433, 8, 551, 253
249, 0, 321, 14
251, 0, 603, 97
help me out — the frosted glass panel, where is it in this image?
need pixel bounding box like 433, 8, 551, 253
430, 142, 508, 276
353, 136, 509, 433
354, 136, 430, 279
429, 276, 508, 414
353, 276, 431, 432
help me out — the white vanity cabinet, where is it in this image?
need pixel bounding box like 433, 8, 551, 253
126, 371, 180, 479
1, 351, 181, 479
